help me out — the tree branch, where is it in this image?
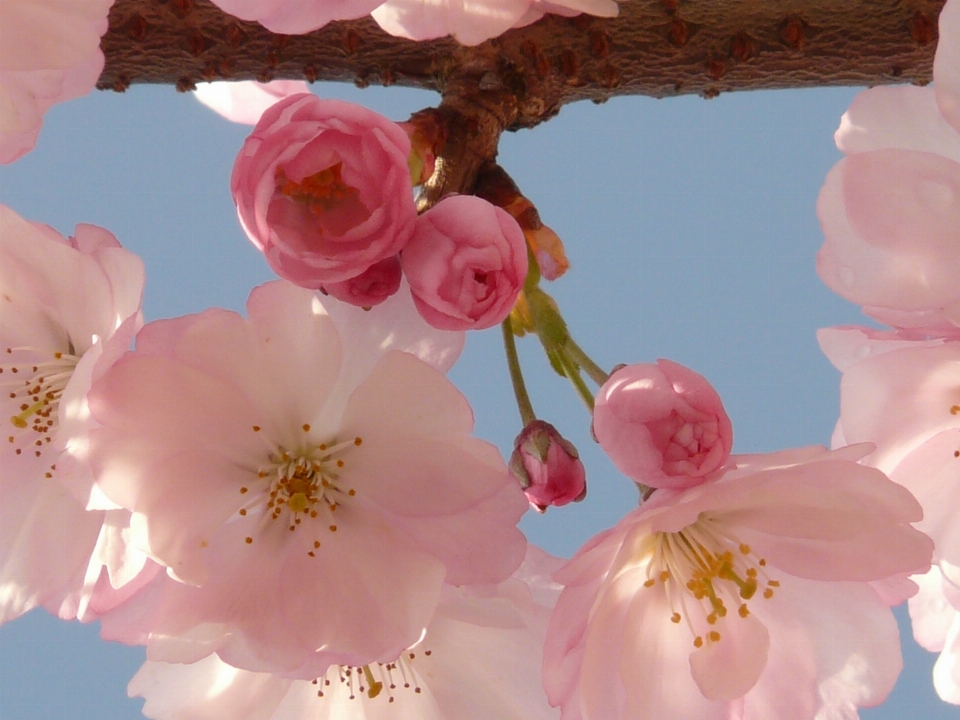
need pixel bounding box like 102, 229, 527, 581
99, 0, 945, 199
102, 0, 944, 131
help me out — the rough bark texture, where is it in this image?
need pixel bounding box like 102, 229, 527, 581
98, 0, 946, 197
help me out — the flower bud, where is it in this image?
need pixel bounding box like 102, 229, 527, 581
320, 256, 402, 308
509, 420, 587, 512
402, 194, 527, 331
593, 359, 733, 489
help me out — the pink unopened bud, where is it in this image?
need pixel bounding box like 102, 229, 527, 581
402, 194, 528, 331
509, 420, 587, 512
593, 359, 733, 489
320, 256, 402, 308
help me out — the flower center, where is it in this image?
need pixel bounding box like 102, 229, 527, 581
641, 514, 778, 649
311, 648, 433, 703
276, 162, 360, 218
237, 426, 362, 554
3, 345, 80, 463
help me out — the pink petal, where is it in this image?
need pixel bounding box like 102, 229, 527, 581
836, 86, 960, 160
935, 0, 960, 136
689, 611, 770, 701
372, 0, 531, 46
194, 80, 312, 125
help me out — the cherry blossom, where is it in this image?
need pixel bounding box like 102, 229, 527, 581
0, 0, 112, 164
232, 93, 417, 288
815, 2, 960, 335
321, 256, 402, 309
128, 545, 562, 720
0, 205, 145, 623
194, 80, 313, 125
819, 325, 960, 704
592, 360, 734, 490
371, 0, 618, 47
402, 194, 528, 331
210, 0, 386, 35
542, 445, 933, 720
510, 420, 587, 512
86, 280, 526, 672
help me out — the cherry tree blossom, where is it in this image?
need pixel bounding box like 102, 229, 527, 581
0, 0, 957, 717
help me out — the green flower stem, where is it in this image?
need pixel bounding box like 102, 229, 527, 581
565, 338, 609, 386
556, 349, 595, 413
501, 319, 537, 426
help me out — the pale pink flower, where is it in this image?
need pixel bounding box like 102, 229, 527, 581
935, 0, 960, 136
87, 280, 525, 672
592, 359, 734, 490
819, 325, 960, 704
232, 93, 417, 288
510, 420, 587, 512
909, 566, 960, 704
129, 545, 562, 720
210, 0, 385, 34
543, 445, 933, 720
194, 80, 312, 125
816, 2, 960, 334
0, 0, 112, 164
371, 0, 618, 47
0, 205, 145, 623
402, 194, 527, 331
321, 255, 402, 309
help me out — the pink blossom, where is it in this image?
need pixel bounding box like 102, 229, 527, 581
209, 0, 384, 34
129, 545, 562, 720
0, 0, 112, 164
510, 420, 587, 512
231, 93, 417, 288
820, 325, 960, 703
816, 2, 960, 334
87, 280, 525, 672
0, 205, 145, 624
542, 445, 933, 720
321, 255, 402, 309
194, 80, 313, 125
402, 194, 528, 331
371, 0, 618, 46
592, 359, 734, 490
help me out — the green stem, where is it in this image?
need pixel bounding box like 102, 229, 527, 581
556, 349, 595, 413
501, 320, 537, 426
565, 338, 609, 386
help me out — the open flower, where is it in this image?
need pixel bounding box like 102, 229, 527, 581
402, 194, 528, 331
371, 0, 618, 46
0, 0, 112, 163
194, 80, 312, 125
232, 94, 417, 288
210, 0, 386, 34
592, 360, 734, 489
87, 280, 526, 672
820, 325, 960, 704
129, 545, 562, 720
0, 205, 145, 623
815, 0, 960, 335
542, 445, 933, 720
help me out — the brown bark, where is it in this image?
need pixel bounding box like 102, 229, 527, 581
98, 0, 946, 197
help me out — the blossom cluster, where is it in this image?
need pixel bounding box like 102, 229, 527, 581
815, 0, 960, 702
1, 0, 959, 718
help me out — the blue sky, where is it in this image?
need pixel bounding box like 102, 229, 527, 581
0, 78, 952, 719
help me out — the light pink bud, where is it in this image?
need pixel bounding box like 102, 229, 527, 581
321, 256, 402, 308
593, 359, 733, 489
509, 420, 587, 512
402, 195, 528, 331
231, 94, 417, 288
